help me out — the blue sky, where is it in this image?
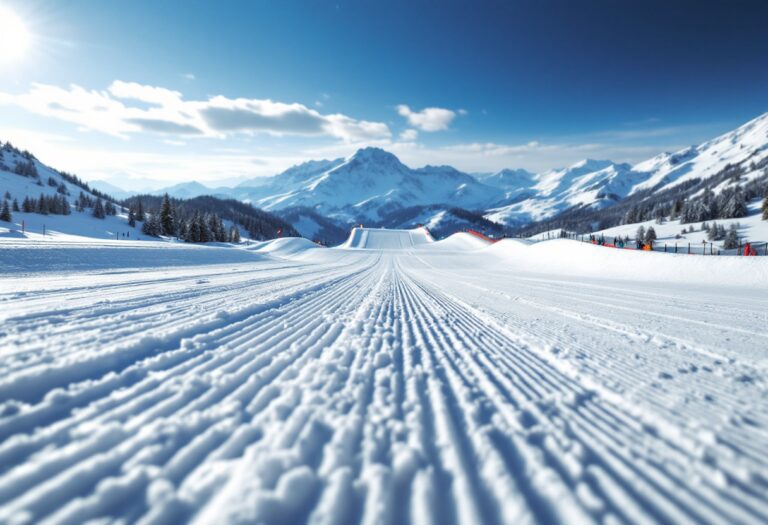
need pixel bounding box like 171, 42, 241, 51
0, 0, 766, 188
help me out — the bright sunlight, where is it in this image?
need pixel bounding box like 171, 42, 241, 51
0, 6, 31, 64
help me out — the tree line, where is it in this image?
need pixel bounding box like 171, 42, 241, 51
123, 194, 298, 242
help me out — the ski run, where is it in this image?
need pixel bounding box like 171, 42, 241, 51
1, 228, 767, 525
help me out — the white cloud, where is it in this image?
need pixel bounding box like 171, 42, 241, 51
0, 81, 391, 142
108, 80, 183, 106
396, 104, 457, 132
399, 129, 418, 141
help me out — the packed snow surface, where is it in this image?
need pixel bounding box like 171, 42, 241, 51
341, 227, 434, 249
1, 232, 767, 525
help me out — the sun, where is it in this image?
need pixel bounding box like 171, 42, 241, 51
0, 6, 31, 64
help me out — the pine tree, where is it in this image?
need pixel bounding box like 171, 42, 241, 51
37, 193, 48, 214
635, 225, 646, 242
0, 200, 11, 222
128, 209, 136, 227
142, 213, 161, 236
61, 196, 71, 215
22, 197, 33, 213
723, 224, 739, 249
229, 225, 241, 243
12, 198, 19, 212
644, 226, 657, 245
707, 222, 719, 241
160, 194, 175, 236
92, 198, 106, 219
198, 213, 211, 242
187, 213, 201, 242
136, 200, 145, 222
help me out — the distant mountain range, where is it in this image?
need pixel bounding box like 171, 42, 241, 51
92, 111, 768, 236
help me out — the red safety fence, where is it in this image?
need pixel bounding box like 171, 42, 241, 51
466, 229, 500, 243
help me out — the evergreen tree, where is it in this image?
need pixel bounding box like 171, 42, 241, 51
670, 198, 684, 220
229, 225, 241, 243
707, 222, 719, 241
0, 200, 11, 222
92, 198, 106, 219
187, 213, 201, 242
141, 213, 161, 236
644, 226, 657, 245
635, 225, 646, 242
22, 197, 33, 213
136, 200, 145, 222
12, 198, 19, 212
60, 196, 71, 215
37, 193, 48, 214
198, 213, 211, 242
128, 209, 136, 227
160, 193, 175, 236
723, 224, 739, 249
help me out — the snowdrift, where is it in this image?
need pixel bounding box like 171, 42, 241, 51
340, 227, 434, 249
488, 238, 768, 286
249, 237, 322, 257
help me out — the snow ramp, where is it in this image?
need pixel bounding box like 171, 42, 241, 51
340, 227, 434, 249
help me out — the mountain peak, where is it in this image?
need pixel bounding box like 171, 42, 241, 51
348, 147, 400, 163
570, 159, 615, 171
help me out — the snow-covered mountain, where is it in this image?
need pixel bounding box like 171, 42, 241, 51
485, 160, 640, 224
90, 180, 137, 200
232, 147, 506, 223
629, 111, 768, 194
487, 112, 768, 226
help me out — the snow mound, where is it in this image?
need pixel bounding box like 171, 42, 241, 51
340, 227, 434, 250
250, 237, 321, 257
488, 238, 768, 286
427, 232, 492, 251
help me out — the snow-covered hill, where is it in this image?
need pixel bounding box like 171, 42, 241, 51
0, 143, 132, 241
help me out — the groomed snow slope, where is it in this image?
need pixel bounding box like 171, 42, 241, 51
0, 235, 767, 524
341, 227, 434, 249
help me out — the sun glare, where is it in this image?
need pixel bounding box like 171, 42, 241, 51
0, 6, 31, 64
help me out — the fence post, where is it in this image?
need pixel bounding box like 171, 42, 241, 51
664, 244, 667, 253
675, 243, 677, 253
688, 243, 690, 255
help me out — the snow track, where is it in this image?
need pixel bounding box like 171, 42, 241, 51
0, 242, 766, 524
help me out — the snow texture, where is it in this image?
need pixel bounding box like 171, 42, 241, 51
1, 228, 767, 524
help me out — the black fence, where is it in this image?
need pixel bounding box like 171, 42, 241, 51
536, 230, 768, 256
